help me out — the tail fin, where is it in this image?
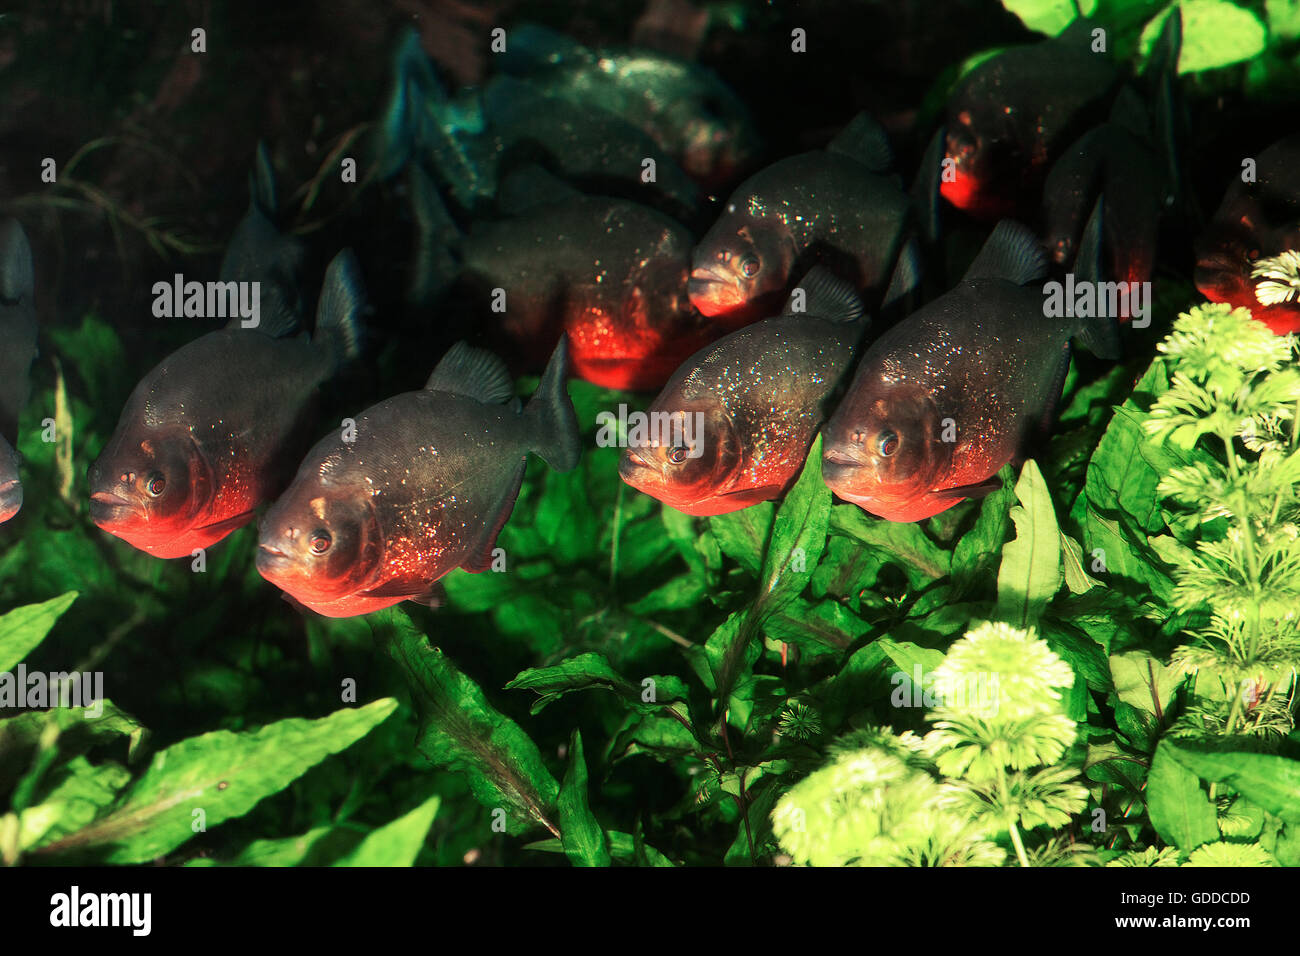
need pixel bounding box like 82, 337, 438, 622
408, 163, 462, 306
523, 338, 581, 472
376, 28, 487, 209
314, 249, 367, 368
0, 219, 34, 303
1145, 8, 1199, 229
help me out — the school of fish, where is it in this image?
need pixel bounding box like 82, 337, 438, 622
6, 11, 1297, 618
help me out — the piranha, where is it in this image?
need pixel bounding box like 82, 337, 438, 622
0, 219, 38, 526
377, 29, 700, 221
1195, 134, 1300, 335
1041, 115, 1166, 292
496, 23, 760, 188
256, 340, 581, 618
620, 267, 867, 516
942, 22, 1121, 221
822, 221, 1120, 523
417, 165, 718, 391
89, 249, 365, 558
944, 12, 1184, 225
0, 437, 20, 526
688, 113, 918, 326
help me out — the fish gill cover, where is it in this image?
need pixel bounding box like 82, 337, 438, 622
0, 0, 1297, 878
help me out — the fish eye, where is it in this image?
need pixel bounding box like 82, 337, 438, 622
877, 430, 900, 457
668, 445, 690, 464
740, 256, 761, 279
145, 472, 166, 497
310, 530, 332, 554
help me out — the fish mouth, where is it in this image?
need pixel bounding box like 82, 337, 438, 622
0, 479, 21, 524
688, 268, 745, 317
618, 450, 655, 484
88, 490, 142, 526
821, 447, 870, 494
255, 543, 294, 578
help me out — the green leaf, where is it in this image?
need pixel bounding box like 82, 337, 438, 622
21, 758, 131, 853
379, 609, 561, 836
224, 826, 335, 866
995, 460, 1061, 626
762, 597, 868, 653
1110, 651, 1185, 719
708, 502, 775, 576
1165, 745, 1300, 823
1040, 621, 1113, 693
558, 730, 610, 867
525, 830, 674, 866
505, 652, 687, 715
626, 573, 707, 614
0, 592, 77, 672
950, 467, 1015, 598
34, 698, 397, 863
334, 794, 440, 867
999, 0, 1096, 35
1147, 742, 1225, 852
829, 505, 951, 585
756, 434, 831, 616
1140, 0, 1267, 74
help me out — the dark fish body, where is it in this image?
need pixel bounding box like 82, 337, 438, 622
498, 23, 760, 188
689, 115, 912, 324
89, 251, 364, 558
822, 222, 1119, 522
943, 30, 1119, 221
1042, 120, 1165, 292
256, 341, 580, 618
377, 31, 699, 219
620, 268, 866, 516
0, 219, 37, 526
459, 192, 716, 390
0, 436, 20, 525
1195, 135, 1300, 335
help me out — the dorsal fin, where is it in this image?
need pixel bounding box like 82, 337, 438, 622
826, 113, 893, 173
783, 267, 866, 324
249, 141, 278, 219
424, 342, 516, 403
963, 221, 1047, 285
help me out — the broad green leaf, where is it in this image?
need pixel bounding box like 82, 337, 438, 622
995, 460, 1061, 626
1000, 0, 1096, 35
1110, 650, 1185, 719
708, 502, 775, 576
1060, 532, 1102, 594
524, 830, 674, 866
1166, 745, 1300, 823
1040, 621, 1113, 693
950, 467, 1015, 598
558, 730, 610, 867
757, 434, 831, 615
34, 698, 397, 863
877, 639, 948, 706
626, 573, 707, 614
380, 610, 560, 836
225, 826, 334, 866
334, 795, 439, 867
687, 610, 760, 710
505, 652, 688, 716
21, 758, 131, 853
1268, 0, 1300, 41
1145, 742, 1219, 852
829, 505, 951, 585
0, 592, 77, 672
762, 597, 868, 653
607, 711, 700, 763
1140, 0, 1267, 74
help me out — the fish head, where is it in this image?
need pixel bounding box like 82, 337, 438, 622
0, 436, 21, 525
88, 426, 215, 543
821, 380, 952, 514
689, 219, 791, 323
256, 473, 383, 605
618, 399, 744, 515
